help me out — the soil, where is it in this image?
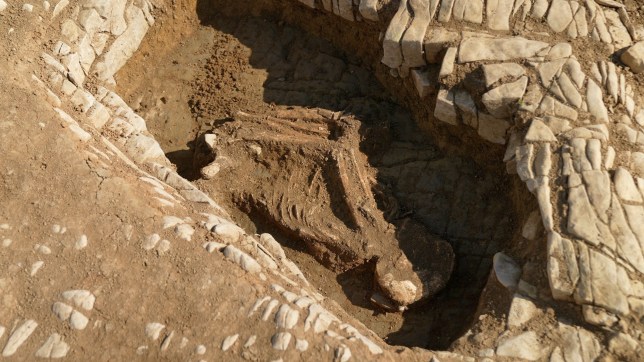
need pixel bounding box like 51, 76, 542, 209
115, 0, 521, 350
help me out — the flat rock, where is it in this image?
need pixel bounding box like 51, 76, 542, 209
525, 118, 557, 142
458, 37, 549, 63
547, 0, 573, 33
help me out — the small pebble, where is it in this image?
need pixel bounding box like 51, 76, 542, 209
30, 261, 44, 276
157, 239, 170, 253
69, 310, 88, 330
145, 323, 165, 340
221, 334, 239, 351
195, 345, 206, 355
2, 239, 12, 247
143, 234, 160, 250
52, 225, 61, 233
244, 335, 256, 348
75, 235, 88, 249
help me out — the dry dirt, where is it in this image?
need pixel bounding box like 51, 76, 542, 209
113, 0, 525, 351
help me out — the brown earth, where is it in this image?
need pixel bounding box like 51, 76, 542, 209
114, 0, 524, 350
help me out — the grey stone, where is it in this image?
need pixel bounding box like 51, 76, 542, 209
439, 47, 457, 78
35, 333, 70, 359
478, 113, 509, 144
2, 320, 38, 357
95, 5, 150, 82
454, 90, 478, 128
582, 170, 611, 224
547, 232, 579, 300
271, 332, 292, 351
435, 88, 458, 125
493, 252, 521, 289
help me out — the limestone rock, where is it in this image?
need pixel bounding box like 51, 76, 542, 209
496, 331, 542, 361
525, 118, 557, 142
482, 76, 528, 118
458, 37, 549, 63
507, 294, 537, 328
622, 42, 644, 73
482, 63, 524, 87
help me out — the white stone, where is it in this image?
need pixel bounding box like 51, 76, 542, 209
145, 322, 165, 341
75, 234, 88, 249
174, 223, 194, 241
615, 168, 643, 203
547, 0, 573, 33
0, 1, 6, 12
223, 245, 262, 274
221, 334, 238, 351
52, 302, 73, 321
35, 333, 69, 359
212, 223, 244, 244
70, 310, 89, 330
567, 176, 601, 245
62, 290, 95, 311
30, 261, 44, 276
482, 76, 528, 118
547, 232, 579, 299
271, 332, 292, 351
143, 233, 160, 250
458, 37, 549, 63
496, 331, 542, 360
2, 320, 38, 357
275, 304, 300, 329
525, 119, 557, 142
507, 294, 537, 328
521, 211, 542, 240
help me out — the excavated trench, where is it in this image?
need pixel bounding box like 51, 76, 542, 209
116, 0, 519, 350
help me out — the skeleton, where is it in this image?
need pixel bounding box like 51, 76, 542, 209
198, 109, 454, 311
